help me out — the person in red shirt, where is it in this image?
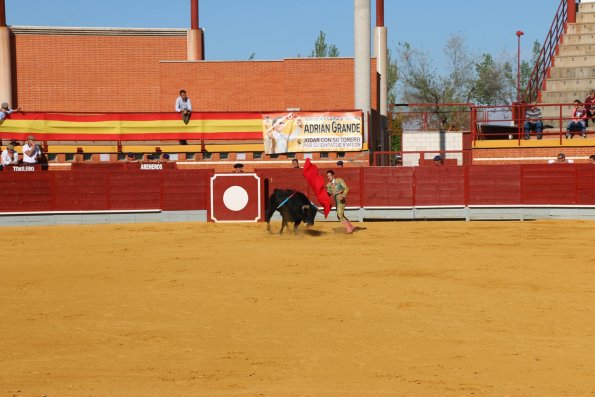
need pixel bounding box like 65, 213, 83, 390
566, 99, 587, 139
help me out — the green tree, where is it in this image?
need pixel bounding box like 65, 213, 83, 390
310, 31, 339, 57
396, 35, 475, 129
471, 53, 514, 105
387, 47, 398, 106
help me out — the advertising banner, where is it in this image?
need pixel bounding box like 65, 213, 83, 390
262, 111, 362, 154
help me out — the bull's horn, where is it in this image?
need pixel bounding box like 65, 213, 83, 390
301, 205, 309, 212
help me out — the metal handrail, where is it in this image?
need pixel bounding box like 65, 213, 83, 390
522, 0, 574, 103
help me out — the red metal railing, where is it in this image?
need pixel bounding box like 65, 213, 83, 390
473, 102, 587, 144
522, 0, 574, 103
389, 102, 591, 147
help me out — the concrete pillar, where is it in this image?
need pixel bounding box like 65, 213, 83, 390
0, 26, 12, 106
354, 0, 371, 145
374, 26, 387, 152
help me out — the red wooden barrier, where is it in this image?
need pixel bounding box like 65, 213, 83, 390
576, 165, 595, 205
414, 166, 466, 206
1, 165, 595, 216
521, 165, 577, 205
362, 167, 413, 207
468, 165, 521, 205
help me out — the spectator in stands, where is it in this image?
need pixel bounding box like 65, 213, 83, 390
175, 89, 192, 125
291, 158, 300, 168
566, 99, 587, 139
336, 160, 344, 167
0, 102, 20, 122
584, 89, 595, 126
1, 143, 19, 166
589, 154, 595, 164
126, 152, 138, 162
548, 152, 574, 164
161, 153, 170, 162
433, 155, 444, 165
524, 103, 543, 140
233, 163, 244, 173
22, 135, 42, 164
326, 169, 354, 234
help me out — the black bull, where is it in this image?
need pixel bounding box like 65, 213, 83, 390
265, 189, 319, 235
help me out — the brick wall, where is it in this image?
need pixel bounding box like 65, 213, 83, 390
11, 28, 378, 114
13, 31, 187, 112
159, 58, 377, 112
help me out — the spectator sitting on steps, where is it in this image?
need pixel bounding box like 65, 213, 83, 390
524, 103, 543, 140
566, 100, 587, 139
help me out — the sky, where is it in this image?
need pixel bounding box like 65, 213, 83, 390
5, 0, 559, 68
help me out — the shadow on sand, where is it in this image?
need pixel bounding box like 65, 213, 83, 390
330, 226, 367, 234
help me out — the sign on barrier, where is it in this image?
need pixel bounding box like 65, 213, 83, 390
210, 173, 261, 222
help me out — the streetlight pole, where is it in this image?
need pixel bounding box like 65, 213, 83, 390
516, 30, 524, 103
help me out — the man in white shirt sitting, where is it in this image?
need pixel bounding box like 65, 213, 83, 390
175, 89, 192, 125
1, 143, 19, 166
22, 135, 43, 164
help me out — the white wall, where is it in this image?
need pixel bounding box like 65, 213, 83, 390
402, 130, 463, 166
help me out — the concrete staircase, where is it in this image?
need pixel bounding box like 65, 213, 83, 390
541, 1, 595, 125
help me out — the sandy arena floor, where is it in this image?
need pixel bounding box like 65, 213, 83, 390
2, 220, 595, 397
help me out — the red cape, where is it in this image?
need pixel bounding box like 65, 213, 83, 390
302, 158, 331, 218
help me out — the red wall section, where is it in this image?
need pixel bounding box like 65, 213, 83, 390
362, 167, 413, 207
108, 172, 162, 210
414, 166, 466, 206
2, 165, 595, 214
576, 165, 595, 204
0, 168, 212, 212
0, 173, 53, 211
468, 165, 521, 205
521, 165, 577, 205
54, 171, 109, 210
161, 170, 211, 211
